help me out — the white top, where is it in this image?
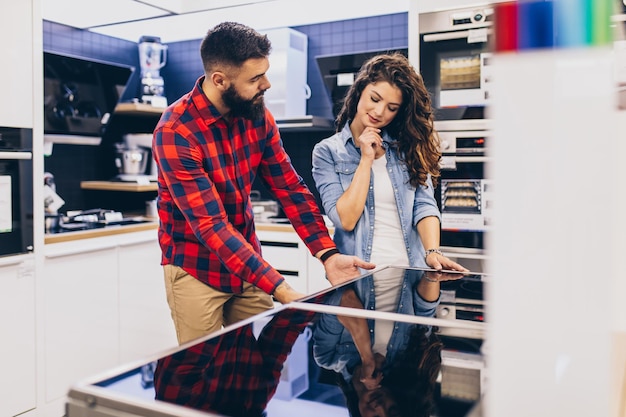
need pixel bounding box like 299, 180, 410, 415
369, 154, 407, 355
370, 154, 409, 266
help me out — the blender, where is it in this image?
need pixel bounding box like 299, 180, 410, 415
138, 35, 168, 107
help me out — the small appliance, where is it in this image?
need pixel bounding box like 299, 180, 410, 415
114, 134, 157, 183
138, 35, 168, 108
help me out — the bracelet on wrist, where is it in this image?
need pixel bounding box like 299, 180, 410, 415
424, 248, 443, 261
319, 248, 340, 263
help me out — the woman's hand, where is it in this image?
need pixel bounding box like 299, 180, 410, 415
425, 251, 468, 272
357, 127, 384, 160
359, 352, 385, 390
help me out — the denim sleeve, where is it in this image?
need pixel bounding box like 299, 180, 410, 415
312, 139, 345, 229
413, 174, 442, 227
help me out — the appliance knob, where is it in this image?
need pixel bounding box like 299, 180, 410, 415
439, 307, 450, 317
441, 140, 451, 151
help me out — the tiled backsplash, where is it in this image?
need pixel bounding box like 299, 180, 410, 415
42, 14, 407, 211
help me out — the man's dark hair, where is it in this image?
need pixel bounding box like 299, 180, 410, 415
200, 21, 271, 73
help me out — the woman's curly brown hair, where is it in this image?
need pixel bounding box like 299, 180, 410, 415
335, 53, 441, 188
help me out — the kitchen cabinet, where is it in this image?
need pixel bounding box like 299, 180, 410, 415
42, 230, 176, 415
257, 226, 332, 295
258, 229, 309, 294
0, 255, 36, 417
43, 239, 119, 406
0, 2, 34, 128
118, 231, 177, 363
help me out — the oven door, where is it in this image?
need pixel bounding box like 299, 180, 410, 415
419, 6, 494, 121
0, 150, 34, 257
435, 127, 492, 260
437, 160, 491, 252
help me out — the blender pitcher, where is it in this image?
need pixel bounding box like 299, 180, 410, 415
138, 35, 167, 78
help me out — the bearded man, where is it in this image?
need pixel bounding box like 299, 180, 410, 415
152, 22, 375, 345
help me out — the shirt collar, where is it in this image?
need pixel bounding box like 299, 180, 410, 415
191, 75, 224, 127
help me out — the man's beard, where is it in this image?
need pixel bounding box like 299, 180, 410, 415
222, 85, 266, 121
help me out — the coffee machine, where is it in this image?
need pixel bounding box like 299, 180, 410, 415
138, 35, 168, 108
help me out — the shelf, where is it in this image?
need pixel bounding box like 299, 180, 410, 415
276, 116, 334, 132
80, 181, 157, 192
114, 102, 165, 116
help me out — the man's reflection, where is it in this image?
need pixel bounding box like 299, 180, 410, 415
153, 308, 315, 417
312, 268, 464, 417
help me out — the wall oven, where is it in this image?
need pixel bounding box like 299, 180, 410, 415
435, 121, 491, 268
419, 5, 494, 121
0, 127, 34, 257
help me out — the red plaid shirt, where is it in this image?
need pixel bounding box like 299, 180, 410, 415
154, 308, 316, 415
153, 76, 334, 294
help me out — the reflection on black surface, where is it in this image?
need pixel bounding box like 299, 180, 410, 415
80, 267, 486, 417
153, 308, 316, 416
310, 268, 476, 417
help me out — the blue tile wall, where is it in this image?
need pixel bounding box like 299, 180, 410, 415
42, 14, 407, 210
44, 13, 408, 119
294, 13, 408, 119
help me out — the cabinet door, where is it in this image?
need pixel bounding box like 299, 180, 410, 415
118, 234, 177, 363
43, 242, 119, 403
0, 2, 33, 128
0, 256, 36, 416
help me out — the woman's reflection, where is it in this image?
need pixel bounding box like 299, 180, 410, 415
312, 268, 463, 417
153, 308, 315, 417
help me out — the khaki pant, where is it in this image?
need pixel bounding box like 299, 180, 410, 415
163, 264, 274, 345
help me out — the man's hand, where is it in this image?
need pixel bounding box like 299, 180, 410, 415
323, 254, 376, 287
272, 281, 306, 304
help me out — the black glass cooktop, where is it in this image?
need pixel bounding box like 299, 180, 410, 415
66, 266, 487, 417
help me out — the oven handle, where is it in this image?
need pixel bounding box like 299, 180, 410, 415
423, 31, 472, 42
0, 151, 32, 160
423, 28, 492, 43
445, 156, 490, 163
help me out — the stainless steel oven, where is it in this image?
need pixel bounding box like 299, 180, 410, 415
0, 127, 34, 257
435, 121, 491, 269
419, 5, 494, 121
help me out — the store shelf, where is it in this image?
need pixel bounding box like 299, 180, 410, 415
80, 181, 157, 192
114, 102, 165, 116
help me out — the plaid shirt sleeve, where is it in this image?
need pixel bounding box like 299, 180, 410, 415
154, 103, 286, 294
153, 79, 334, 294
257, 112, 335, 255
153, 308, 316, 415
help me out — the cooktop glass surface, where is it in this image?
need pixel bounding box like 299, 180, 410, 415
67, 266, 487, 417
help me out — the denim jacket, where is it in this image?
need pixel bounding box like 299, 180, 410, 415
312, 269, 438, 382
311, 124, 441, 267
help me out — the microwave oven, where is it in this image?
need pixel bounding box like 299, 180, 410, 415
419, 6, 494, 121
